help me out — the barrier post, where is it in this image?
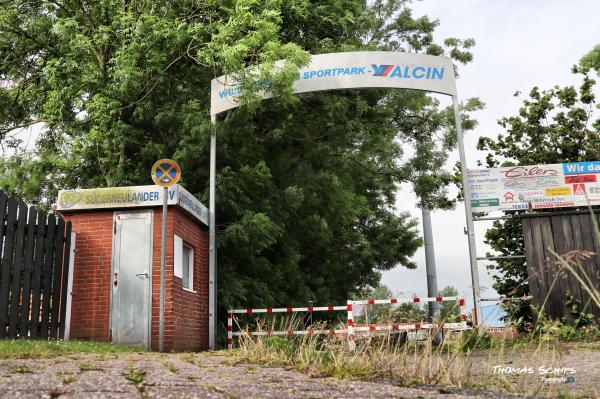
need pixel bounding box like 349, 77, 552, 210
227, 312, 233, 349
347, 300, 355, 350
459, 298, 467, 329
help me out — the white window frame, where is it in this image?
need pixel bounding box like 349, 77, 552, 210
174, 234, 194, 292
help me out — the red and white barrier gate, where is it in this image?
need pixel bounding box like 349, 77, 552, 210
227, 296, 468, 349
227, 305, 347, 349
346, 296, 468, 348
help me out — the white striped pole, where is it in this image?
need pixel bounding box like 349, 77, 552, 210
347, 300, 355, 350
227, 312, 233, 349
229, 305, 347, 314
459, 298, 467, 329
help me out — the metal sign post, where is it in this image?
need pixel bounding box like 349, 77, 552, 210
452, 95, 483, 325
151, 159, 181, 351
209, 115, 217, 350
209, 51, 485, 337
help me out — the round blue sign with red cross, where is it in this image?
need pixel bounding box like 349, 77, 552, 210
151, 159, 181, 187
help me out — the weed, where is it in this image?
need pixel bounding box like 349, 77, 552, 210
11, 365, 35, 374
78, 362, 103, 372
202, 383, 224, 393
56, 370, 76, 376
124, 368, 148, 399
162, 361, 178, 373
62, 375, 78, 384
182, 354, 208, 369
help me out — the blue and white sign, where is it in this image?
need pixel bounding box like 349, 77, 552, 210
563, 161, 600, 175
211, 52, 456, 116
56, 185, 208, 225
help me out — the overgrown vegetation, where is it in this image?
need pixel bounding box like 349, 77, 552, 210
227, 326, 596, 397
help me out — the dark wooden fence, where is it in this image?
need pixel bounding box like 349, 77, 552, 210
0, 190, 72, 339
520, 210, 600, 321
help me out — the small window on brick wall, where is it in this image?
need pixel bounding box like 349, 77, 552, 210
174, 234, 194, 291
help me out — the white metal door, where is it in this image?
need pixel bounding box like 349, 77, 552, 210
111, 211, 153, 348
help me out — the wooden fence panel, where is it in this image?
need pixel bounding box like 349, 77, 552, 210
0, 198, 18, 338
40, 216, 56, 340
0, 190, 72, 339
19, 207, 37, 337
29, 211, 47, 339
521, 210, 600, 321
8, 202, 28, 338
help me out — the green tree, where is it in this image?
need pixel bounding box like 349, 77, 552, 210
477, 46, 600, 326
0, 1, 478, 328
393, 299, 426, 323
437, 285, 461, 322
354, 284, 395, 323
355, 285, 426, 323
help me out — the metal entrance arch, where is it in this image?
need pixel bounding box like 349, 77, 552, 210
207, 51, 483, 349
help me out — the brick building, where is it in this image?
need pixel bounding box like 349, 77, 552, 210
56, 185, 209, 351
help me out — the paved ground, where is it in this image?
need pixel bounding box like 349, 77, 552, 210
466, 342, 600, 397
0, 348, 597, 399
0, 352, 524, 399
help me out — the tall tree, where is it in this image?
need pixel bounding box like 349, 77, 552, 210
0, 1, 478, 323
477, 46, 600, 326
437, 285, 461, 322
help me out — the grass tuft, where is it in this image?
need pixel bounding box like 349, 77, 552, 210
0, 340, 141, 359
11, 365, 35, 374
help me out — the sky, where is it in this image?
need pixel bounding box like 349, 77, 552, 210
381, 0, 600, 311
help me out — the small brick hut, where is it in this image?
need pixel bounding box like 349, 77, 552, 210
56, 185, 209, 351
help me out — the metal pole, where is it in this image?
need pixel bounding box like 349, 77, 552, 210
159, 186, 168, 351
452, 95, 483, 326
209, 114, 217, 349
422, 207, 440, 319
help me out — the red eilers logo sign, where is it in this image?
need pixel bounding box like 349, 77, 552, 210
501, 166, 559, 178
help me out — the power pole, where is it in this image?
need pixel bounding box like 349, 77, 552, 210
422, 207, 440, 319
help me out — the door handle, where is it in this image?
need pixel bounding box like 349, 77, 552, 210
136, 272, 149, 278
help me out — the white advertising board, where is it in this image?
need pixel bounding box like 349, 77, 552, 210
468, 161, 600, 212
56, 184, 209, 225
211, 51, 456, 116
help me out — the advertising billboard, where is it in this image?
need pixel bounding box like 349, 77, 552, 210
211, 52, 456, 116
468, 161, 600, 212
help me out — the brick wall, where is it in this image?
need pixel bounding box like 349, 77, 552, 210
62, 206, 209, 352
150, 207, 209, 351
61, 212, 113, 342
170, 208, 208, 351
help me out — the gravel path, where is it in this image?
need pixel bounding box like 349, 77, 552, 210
0, 347, 596, 399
